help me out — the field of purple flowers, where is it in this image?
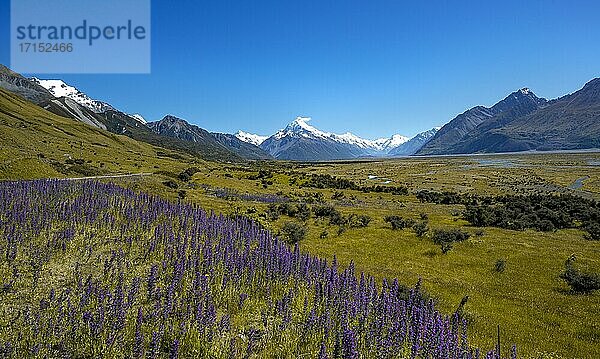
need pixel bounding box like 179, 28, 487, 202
0, 180, 515, 358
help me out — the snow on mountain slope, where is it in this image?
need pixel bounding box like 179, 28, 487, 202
130, 114, 147, 124
272, 117, 330, 140
254, 117, 413, 160
31, 78, 115, 113
371, 134, 410, 151
265, 117, 408, 152
388, 127, 440, 156
235, 130, 268, 146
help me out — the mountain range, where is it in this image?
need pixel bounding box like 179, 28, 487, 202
0, 64, 598, 162
235, 117, 437, 161
416, 81, 600, 155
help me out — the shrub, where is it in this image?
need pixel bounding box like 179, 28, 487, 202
162, 180, 178, 189
302, 174, 357, 190
416, 190, 464, 205
384, 215, 415, 230
462, 194, 600, 233
177, 190, 187, 199
319, 230, 329, 239
348, 214, 371, 228
281, 222, 307, 244
313, 204, 339, 218
584, 222, 600, 241
537, 220, 555, 232
296, 203, 311, 222
432, 229, 470, 254
65, 158, 85, 165
279, 203, 298, 217
178, 167, 201, 182
412, 221, 429, 237
494, 259, 506, 273
249, 169, 273, 180
560, 255, 600, 293
432, 229, 470, 244
440, 241, 453, 254
329, 211, 347, 226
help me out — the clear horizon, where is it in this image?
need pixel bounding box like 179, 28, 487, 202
0, 0, 599, 138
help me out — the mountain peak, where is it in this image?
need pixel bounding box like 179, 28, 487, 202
510, 87, 538, 98
276, 116, 331, 140
235, 130, 268, 146
388, 127, 440, 156
257, 116, 413, 160
31, 77, 116, 113
292, 116, 311, 126
160, 114, 187, 123
130, 114, 147, 124
284, 116, 322, 133
491, 87, 546, 114
519, 87, 531, 95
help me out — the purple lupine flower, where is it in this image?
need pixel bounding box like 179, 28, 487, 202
134, 307, 144, 358
0, 179, 517, 358
239, 293, 248, 309
148, 331, 160, 359
169, 339, 179, 359
318, 341, 329, 359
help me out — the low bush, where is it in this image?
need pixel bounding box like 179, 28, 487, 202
560, 255, 600, 293
348, 214, 372, 228
432, 229, 470, 254
432, 229, 470, 244
162, 180, 179, 189
494, 259, 506, 273
281, 222, 307, 244
412, 221, 429, 237
329, 211, 347, 226
313, 204, 339, 219
416, 190, 465, 205
178, 167, 201, 182
296, 203, 311, 222
584, 222, 600, 241
384, 215, 415, 230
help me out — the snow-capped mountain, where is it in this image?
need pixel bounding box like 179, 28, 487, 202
371, 134, 410, 151
235, 130, 268, 146
388, 127, 440, 156
264, 117, 408, 152
31, 78, 116, 113
259, 117, 365, 161
271, 117, 331, 140
251, 117, 414, 161
130, 114, 147, 124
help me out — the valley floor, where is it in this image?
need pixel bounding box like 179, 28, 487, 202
2, 152, 600, 358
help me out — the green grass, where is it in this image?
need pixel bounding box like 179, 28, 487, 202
0, 88, 194, 179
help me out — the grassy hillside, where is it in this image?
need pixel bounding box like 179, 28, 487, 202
0, 88, 194, 179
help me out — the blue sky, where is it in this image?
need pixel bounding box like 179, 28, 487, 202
1, 0, 599, 138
